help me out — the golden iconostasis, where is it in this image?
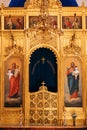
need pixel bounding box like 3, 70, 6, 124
0, 1, 87, 126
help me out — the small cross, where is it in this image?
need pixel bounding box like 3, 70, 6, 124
41, 57, 45, 64
41, 81, 46, 86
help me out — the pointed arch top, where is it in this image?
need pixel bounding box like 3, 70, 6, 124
28, 45, 59, 64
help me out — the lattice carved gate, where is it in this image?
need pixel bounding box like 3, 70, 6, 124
29, 83, 58, 125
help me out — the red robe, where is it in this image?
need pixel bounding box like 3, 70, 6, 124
9, 72, 20, 98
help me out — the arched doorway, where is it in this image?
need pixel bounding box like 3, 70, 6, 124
28, 48, 58, 126
29, 48, 57, 92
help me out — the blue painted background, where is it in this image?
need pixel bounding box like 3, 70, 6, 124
29, 48, 57, 92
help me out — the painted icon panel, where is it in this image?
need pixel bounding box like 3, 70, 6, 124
4, 16, 24, 29
4, 56, 23, 107
64, 58, 82, 107
62, 15, 82, 29
29, 16, 57, 28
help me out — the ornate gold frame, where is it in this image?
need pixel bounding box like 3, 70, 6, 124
0, 0, 87, 126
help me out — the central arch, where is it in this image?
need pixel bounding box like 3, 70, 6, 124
29, 47, 58, 92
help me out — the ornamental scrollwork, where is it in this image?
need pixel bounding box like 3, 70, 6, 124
24, 0, 62, 9
29, 82, 58, 125
64, 33, 81, 55
4, 31, 24, 59
4, 44, 24, 60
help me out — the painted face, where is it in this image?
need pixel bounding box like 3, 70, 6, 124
71, 62, 75, 67
12, 63, 16, 69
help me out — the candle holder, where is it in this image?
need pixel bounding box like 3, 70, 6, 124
71, 113, 77, 126
63, 111, 67, 126
19, 109, 23, 126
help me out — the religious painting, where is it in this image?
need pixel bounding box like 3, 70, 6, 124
62, 15, 82, 29
29, 16, 57, 28
64, 58, 82, 107
4, 15, 24, 29
4, 56, 23, 107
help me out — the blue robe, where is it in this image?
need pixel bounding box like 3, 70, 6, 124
67, 73, 79, 95
9, 0, 78, 7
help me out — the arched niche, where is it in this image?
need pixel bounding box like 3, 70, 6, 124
29, 47, 58, 92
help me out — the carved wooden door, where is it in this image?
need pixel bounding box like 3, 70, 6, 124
29, 84, 58, 125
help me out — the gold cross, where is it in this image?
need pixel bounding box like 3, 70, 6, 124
41, 57, 45, 64
41, 81, 46, 86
